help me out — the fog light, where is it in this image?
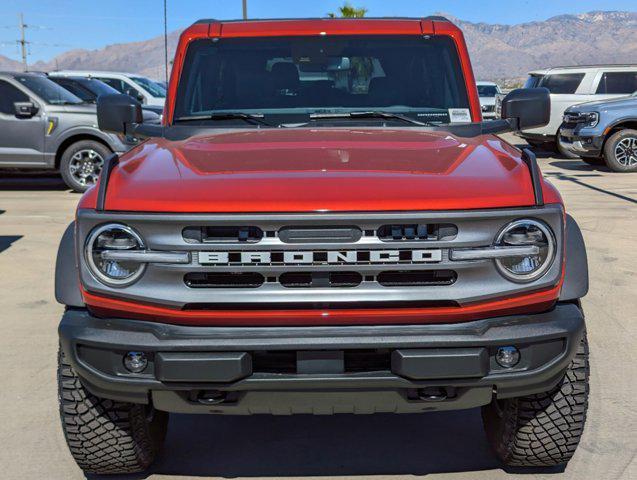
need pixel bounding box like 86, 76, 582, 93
496, 346, 520, 368
123, 351, 148, 373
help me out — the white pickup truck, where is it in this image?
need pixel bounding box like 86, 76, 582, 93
477, 81, 501, 119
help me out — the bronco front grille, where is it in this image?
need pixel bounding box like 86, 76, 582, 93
376, 223, 457, 241
183, 226, 264, 243
77, 206, 565, 309
183, 270, 457, 289
184, 272, 265, 288
377, 270, 457, 287
279, 271, 363, 288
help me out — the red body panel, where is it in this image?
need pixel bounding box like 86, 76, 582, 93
82, 128, 549, 213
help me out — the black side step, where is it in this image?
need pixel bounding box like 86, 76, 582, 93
521, 148, 544, 206
96, 153, 119, 212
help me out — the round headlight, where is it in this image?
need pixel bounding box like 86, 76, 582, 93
495, 219, 556, 282
85, 223, 146, 287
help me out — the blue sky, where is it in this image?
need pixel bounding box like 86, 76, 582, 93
1, 0, 635, 62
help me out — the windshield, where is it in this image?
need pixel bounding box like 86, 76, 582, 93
523, 75, 541, 89
15, 75, 83, 105
174, 36, 470, 126
51, 78, 119, 103
477, 85, 498, 97
131, 76, 166, 98
50, 78, 95, 102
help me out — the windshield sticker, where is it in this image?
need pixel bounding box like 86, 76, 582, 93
448, 108, 471, 123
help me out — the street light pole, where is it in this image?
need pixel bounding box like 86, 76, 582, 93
242, 0, 248, 20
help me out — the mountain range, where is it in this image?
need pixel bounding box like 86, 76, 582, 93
0, 11, 635, 83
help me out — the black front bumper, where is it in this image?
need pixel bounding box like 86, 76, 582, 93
559, 127, 604, 158
59, 303, 585, 415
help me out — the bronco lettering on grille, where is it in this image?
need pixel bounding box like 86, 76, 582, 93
198, 249, 443, 265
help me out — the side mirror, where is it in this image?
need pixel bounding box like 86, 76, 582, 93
97, 94, 143, 135
14, 101, 38, 118
501, 88, 550, 130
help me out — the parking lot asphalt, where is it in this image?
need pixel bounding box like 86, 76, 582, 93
0, 134, 635, 480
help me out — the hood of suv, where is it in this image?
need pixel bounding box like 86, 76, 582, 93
95, 128, 538, 213
44, 103, 98, 115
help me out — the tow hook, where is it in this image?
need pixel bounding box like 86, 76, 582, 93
417, 387, 448, 402
196, 390, 227, 405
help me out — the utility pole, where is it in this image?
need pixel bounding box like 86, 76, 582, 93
18, 13, 28, 71
242, 0, 248, 20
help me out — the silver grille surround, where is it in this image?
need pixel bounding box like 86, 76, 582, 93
77, 205, 565, 308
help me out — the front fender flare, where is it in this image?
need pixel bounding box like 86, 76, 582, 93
605, 117, 637, 132
55, 222, 84, 307
559, 215, 589, 301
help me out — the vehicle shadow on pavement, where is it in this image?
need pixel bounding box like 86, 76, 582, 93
547, 160, 607, 173
0, 174, 70, 191
0, 235, 23, 253
543, 170, 637, 205
96, 409, 511, 479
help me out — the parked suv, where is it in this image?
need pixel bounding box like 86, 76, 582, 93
514, 65, 637, 154
0, 72, 134, 191
560, 92, 637, 171
51, 71, 166, 113
56, 18, 590, 475
48, 75, 162, 122
476, 81, 501, 119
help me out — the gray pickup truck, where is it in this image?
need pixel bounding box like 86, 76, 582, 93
0, 72, 145, 191
559, 93, 637, 172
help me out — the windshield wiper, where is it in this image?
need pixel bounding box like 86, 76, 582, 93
309, 111, 431, 126
174, 112, 274, 127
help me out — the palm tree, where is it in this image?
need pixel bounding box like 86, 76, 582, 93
327, 3, 368, 18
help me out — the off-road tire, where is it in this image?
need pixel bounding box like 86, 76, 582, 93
482, 331, 589, 467
58, 349, 168, 475
603, 129, 637, 172
59, 140, 112, 193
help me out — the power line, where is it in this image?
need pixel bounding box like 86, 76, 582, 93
1, 13, 74, 70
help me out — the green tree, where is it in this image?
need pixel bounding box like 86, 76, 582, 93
327, 2, 368, 18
